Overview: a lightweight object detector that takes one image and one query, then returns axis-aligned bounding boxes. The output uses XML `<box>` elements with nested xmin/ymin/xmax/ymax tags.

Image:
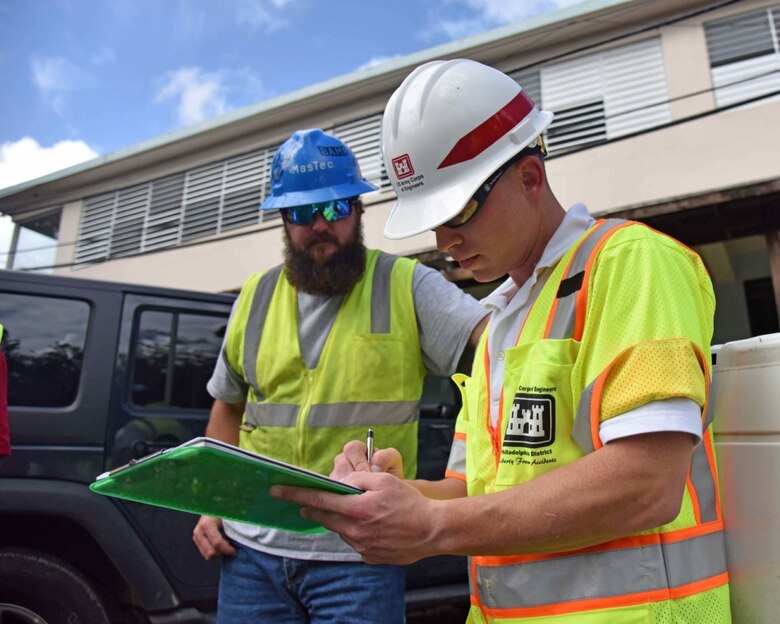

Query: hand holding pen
<box><xmin>329</xmin><ymin>430</ymin><xmax>405</xmax><ymax>480</ymax></box>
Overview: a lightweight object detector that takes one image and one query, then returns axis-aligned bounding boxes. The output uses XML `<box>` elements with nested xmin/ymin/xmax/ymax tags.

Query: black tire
<box><xmin>0</xmin><ymin>602</ymin><xmax>46</xmax><ymax>624</ymax></box>
<box><xmin>0</xmin><ymin>548</ymin><xmax>110</xmax><ymax>624</ymax></box>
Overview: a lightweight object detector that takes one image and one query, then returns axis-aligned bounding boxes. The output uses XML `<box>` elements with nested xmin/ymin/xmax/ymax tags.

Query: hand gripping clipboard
<box><xmin>89</xmin><ymin>437</ymin><xmax>362</xmax><ymax>534</ymax></box>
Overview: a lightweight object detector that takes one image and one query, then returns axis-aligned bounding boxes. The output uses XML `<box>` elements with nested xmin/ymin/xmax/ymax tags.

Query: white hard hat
<box><xmin>381</xmin><ymin>59</ymin><xmax>554</xmax><ymax>239</ymax></box>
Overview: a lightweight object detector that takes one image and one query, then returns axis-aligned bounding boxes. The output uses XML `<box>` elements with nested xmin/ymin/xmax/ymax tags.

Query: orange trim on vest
<box><xmin>478</xmin><ymin>571</ymin><xmax>729</xmax><ymax>620</ymax></box>
<box><xmin>670</xmin><ymin>571</ymin><xmax>729</xmax><ymax>600</ymax></box>
<box><xmin>542</xmin><ymin>219</ymin><xmax>606</xmax><ymax>339</ymax></box>
<box><xmin>483</xmin><ymin>342</ymin><xmax>502</xmax><ymax>467</ymax></box>
<box><xmin>472</xmin><ymin>520</ymin><xmax>725</xmax><ymax>566</ymax></box>
<box><xmin>445</xmin><ymin>469</ymin><xmax>467</xmax><ymax>481</ymax></box>
<box><xmin>687</xmin><ymin>474</ymin><xmax>703</xmax><ymax>525</ymax></box>
<box><xmin>573</xmin><ymin>221</ymin><xmax>633</xmax><ymax>341</ymax></box>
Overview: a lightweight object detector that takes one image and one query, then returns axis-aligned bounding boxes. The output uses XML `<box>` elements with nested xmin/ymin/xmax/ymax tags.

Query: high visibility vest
<box><xmin>225</xmin><ymin>249</ymin><xmax>426</xmax><ymax>478</ymax></box>
<box><xmin>450</xmin><ymin>220</ymin><xmax>731</xmax><ymax>623</ymax></box>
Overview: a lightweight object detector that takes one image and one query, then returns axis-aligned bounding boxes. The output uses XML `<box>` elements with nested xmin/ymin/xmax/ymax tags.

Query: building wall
<box><xmin>64</xmin><ymin>93</ymin><xmax>780</xmax><ymax>293</ymax></box>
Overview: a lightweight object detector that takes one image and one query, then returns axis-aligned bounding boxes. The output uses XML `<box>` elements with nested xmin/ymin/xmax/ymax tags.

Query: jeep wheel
<box><xmin>0</xmin><ymin>549</ymin><xmax>110</xmax><ymax>624</ymax></box>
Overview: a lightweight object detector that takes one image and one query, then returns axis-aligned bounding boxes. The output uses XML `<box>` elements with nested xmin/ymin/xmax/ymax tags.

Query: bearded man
<box><xmin>192</xmin><ymin>128</ymin><xmax>488</xmax><ymax>623</ymax></box>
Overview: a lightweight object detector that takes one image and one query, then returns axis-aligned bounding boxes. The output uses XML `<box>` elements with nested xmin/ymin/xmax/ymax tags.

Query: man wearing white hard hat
<box><xmin>192</xmin><ymin>128</ymin><xmax>488</xmax><ymax>622</ymax></box>
<box><xmin>274</xmin><ymin>60</ymin><xmax>732</xmax><ymax>623</ymax></box>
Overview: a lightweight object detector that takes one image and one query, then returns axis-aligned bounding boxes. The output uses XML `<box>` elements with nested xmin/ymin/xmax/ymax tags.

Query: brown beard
<box><xmin>283</xmin><ymin>221</ymin><xmax>367</xmax><ymax>296</ymax></box>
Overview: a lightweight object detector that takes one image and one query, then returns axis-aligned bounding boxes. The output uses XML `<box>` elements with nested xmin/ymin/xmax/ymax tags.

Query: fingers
<box><xmin>331</xmin><ymin>439</ymin><xmax>371</xmax><ymax>479</ymax></box>
<box><xmin>370</xmin><ymin>448</ymin><xmax>404</xmax><ymax>478</ymax></box>
<box><xmin>192</xmin><ymin>515</ymin><xmax>237</xmax><ymax>560</ymax></box>
<box><xmin>331</xmin><ymin>441</ymin><xmax>406</xmax><ymax>480</ymax></box>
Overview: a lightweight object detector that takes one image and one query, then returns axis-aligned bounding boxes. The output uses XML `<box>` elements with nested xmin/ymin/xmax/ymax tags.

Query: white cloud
<box><xmin>0</xmin><ymin>137</ymin><xmax>98</xmax><ymax>190</ymax></box>
<box><xmin>31</xmin><ymin>56</ymin><xmax>95</xmax><ymax>115</ymax></box>
<box><xmin>156</xmin><ymin>67</ymin><xmax>229</xmax><ymax>126</ymax></box>
<box><xmin>432</xmin><ymin>18</ymin><xmax>483</xmax><ymax>40</ymax></box>
<box><xmin>422</xmin><ymin>0</ymin><xmax>588</xmax><ymax>40</ymax></box>
<box><xmin>234</xmin><ymin>0</ymin><xmax>294</xmax><ymax>32</ymax></box>
<box><xmin>356</xmin><ymin>55</ymin><xmax>402</xmax><ymax>72</ymax></box>
<box><xmin>461</xmin><ymin>0</ymin><xmax>586</xmax><ymax>23</ymax></box>
<box><xmin>155</xmin><ymin>66</ymin><xmax>265</xmax><ymax>127</ymax></box>
<box><xmin>31</xmin><ymin>56</ymin><xmax>94</xmax><ymax>92</ymax></box>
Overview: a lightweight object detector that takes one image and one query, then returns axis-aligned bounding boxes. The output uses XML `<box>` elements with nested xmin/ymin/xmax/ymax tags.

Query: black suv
<box><xmin>0</xmin><ymin>270</ymin><xmax>468</xmax><ymax>623</ymax></box>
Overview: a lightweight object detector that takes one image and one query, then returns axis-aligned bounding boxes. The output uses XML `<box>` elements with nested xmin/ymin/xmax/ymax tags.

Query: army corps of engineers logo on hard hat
<box><xmin>391</xmin><ymin>154</ymin><xmax>414</xmax><ymax>180</ymax></box>
<box><xmin>390</xmin><ymin>154</ymin><xmax>425</xmax><ymax>195</ymax></box>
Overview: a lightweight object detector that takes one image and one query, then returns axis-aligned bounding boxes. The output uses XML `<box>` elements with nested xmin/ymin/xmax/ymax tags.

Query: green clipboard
<box><xmin>89</xmin><ymin>437</ymin><xmax>362</xmax><ymax>533</ymax></box>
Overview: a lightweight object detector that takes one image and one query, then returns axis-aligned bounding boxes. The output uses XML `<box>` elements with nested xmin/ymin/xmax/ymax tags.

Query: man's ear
<box><xmin>517</xmin><ymin>156</ymin><xmax>545</xmax><ymax>197</ymax></box>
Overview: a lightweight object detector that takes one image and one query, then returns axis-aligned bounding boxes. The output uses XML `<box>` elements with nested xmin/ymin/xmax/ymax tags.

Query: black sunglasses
<box><xmin>441</xmin><ymin>139</ymin><xmax>546</xmax><ymax>229</ymax></box>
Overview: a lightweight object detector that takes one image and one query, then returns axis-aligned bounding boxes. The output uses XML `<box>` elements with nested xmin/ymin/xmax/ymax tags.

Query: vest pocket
<box><xmin>495</xmin><ymin>339</ymin><xmax>581</xmax><ymax>488</ymax></box>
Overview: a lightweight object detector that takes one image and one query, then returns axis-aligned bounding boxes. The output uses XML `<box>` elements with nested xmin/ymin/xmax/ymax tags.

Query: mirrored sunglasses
<box><xmin>281</xmin><ymin>199</ymin><xmax>355</xmax><ymax>226</ymax></box>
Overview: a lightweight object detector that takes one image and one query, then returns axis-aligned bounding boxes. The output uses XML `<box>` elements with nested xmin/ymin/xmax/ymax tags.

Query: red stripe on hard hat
<box><xmin>437</xmin><ymin>91</ymin><xmax>535</xmax><ymax>169</ymax></box>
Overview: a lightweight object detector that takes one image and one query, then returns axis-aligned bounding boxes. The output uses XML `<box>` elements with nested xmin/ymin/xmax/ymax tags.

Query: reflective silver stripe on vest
<box><xmin>243</xmin><ymin>265</ymin><xmax>283</xmax><ymax>398</ymax></box>
<box><xmin>546</xmin><ymin>219</ymin><xmax>627</xmax><ymax>340</ymax></box>
<box><xmin>572</xmin><ymin>380</ymin><xmax>596</xmax><ymax>453</ymax></box>
<box><xmin>371</xmin><ymin>252</ymin><xmax>395</xmax><ymax>334</ymax></box>
<box><xmin>447</xmin><ymin>436</ymin><xmax>467</xmax><ymax>475</ymax></box>
<box><xmin>473</xmin><ymin>529</ymin><xmax>727</xmax><ymax>609</ymax></box>
<box><xmin>690</xmin><ymin>441</ymin><xmax>718</xmax><ymax>522</ymax></box>
<box><xmin>307</xmin><ymin>401</ymin><xmax>419</xmax><ymax>427</ymax></box>
<box><xmin>703</xmin><ymin>390</ymin><xmax>715</xmax><ymax>430</ymax></box>
<box><xmin>245</xmin><ymin>402</ymin><xmax>299</xmax><ymax>427</ymax></box>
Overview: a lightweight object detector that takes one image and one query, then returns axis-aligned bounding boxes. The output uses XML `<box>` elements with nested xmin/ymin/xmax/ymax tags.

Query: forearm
<box><xmin>429</xmin><ymin>431</ymin><xmax>694</xmax><ymax>557</ymax></box>
<box><xmin>409</xmin><ymin>476</ymin><xmax>467</xmax><ymax>500</ymax></box>
<box><xmin>205</xmin><ymin>399</ymin><xmax>245</xmax><ymax>445</ymax></box>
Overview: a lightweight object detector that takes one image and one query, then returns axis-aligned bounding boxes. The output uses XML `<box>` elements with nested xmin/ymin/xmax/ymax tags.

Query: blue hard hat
<box><xmin>260</xmin><ymin>129</ymin><xmax>378</xmax><ymax>210</ymax></box>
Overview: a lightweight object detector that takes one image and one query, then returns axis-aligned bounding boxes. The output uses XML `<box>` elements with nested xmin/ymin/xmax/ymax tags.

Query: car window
<box><xmin>130</xmin><ymin>309</ymin><xmax>225</xmax><ymax>410</ymax></box>
<box><xmin>0</xmin><ymin>292</ymin><xmax>90</xmax><ymax>407</ymax></box>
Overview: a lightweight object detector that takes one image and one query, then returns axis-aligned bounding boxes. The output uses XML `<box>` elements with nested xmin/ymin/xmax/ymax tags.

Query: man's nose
<box><xmin>434</xmin><ymin>226</ymin><xmax>460</xmax><ymax>254</ymax></box>
<box><xmin>310</xmin><ymin>211</ymin><xmax>330</xmax><ymax>231</ymax></box>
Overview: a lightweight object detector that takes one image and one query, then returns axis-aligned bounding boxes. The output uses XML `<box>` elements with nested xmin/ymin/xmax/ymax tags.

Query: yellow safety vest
<box><xmin>225</xmin><ymin>249</ymin><xmax>426</xmax><ymax>478</ymax></box>
<box><xmin>450</xmin><ymin>220</ymin><xmax>731</xmax><ymax>623</ymax></box>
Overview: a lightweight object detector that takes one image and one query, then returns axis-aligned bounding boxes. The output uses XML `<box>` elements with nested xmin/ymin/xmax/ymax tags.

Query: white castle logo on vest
<box><xmin>504</xmin><ymin>392</ymin><xmax>555</xmax><ymax>447</ymax></box>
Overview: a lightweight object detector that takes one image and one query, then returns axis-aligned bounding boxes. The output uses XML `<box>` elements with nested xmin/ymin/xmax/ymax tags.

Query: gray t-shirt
<box><xmin>207</xmin><ymin>261</ymin><xmax>486</xmax><ymax>561</ymax></box>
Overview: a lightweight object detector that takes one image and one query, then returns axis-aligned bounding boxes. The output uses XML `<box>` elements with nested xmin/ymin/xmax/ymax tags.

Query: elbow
<box><xmin>637</xmin><ymin>483</ymin><xmax>686</xmax><ymax>531</ymax></box>
<box><xmin>654</xmin><ymin>492</ymin><xmax>685</xmax><ymax>527</ymax></box>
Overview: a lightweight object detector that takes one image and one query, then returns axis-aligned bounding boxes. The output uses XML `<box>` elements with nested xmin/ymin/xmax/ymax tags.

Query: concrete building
<box><xmin>1</xmin><ymin>0</ymin><xmax>779</xmax><ymax>344</ymax></box>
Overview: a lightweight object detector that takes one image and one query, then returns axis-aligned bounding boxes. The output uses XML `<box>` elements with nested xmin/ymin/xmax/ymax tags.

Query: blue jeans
<box><xmin>217</xmin><ymin>542</ymin><xmax>406</xmax><ymax>623</ymax></box>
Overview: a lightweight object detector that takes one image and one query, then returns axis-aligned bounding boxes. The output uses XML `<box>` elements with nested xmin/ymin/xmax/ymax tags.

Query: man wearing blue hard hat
<box><xmin>193</xmin><ymin>128</ymin><xmax>488</xmax><ymax>622</ymax></box>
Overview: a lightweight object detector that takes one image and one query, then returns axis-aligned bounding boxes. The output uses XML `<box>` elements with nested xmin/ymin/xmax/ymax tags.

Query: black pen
<box><xmin>366</xmin><ymin>428</ymin><xmax>374</xmax><ymax>464</ymax></box>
